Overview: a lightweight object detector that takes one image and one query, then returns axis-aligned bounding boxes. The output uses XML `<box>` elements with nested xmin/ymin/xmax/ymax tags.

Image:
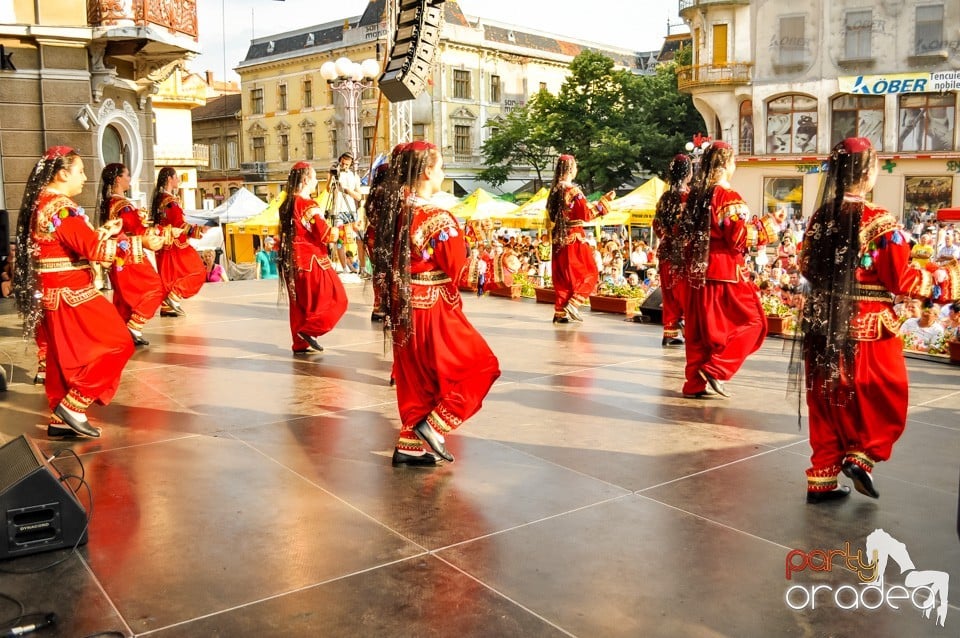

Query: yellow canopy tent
<box><xmin>453</xmin><ymin>188</ymin><xmax>519</xmax><ymax>221</ymax></box>
<box><xmin>607</xmin><ymin>177</ymin><xmax>667</xmax><ymax>227</ymax></box>
<box><xmin>224</xmin><ymin>190</ymin><xmax>333</xmax><ymax>261</ymax></box>
<box><xmin>496</xmin><ymin>187</ymin><xmax>550</xmax><ymax>229</ymax></box>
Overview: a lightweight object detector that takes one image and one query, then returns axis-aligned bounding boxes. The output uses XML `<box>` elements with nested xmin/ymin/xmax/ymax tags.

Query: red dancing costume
<box><xmin>802</xmin><ymin>199</ymin><xmax>960</xmax><ymax>493</ymax></box>
<box><xmin>551</xmin><ymin>184</ymin><xmax>605</xmax><ymax>318</ymax></box>
<box><xmin>154</xmin><ymin>192</ymin><xmax>205</xmax><ymax>304</ymax></box>
<box><xmin>104</xmin><ymin>194</ymin><xmax>164</xmax><ymax>332</ymax></box>
<box><xmin>393</xmin><ymin>201</ymin><xmax>515</xmax><ymax>455</ymax></box>
<box><xmin>653</xmin><ymin>191</ymin><xmax>688</xmax><ymax>342</ymax></box>
<box><xmin>683</xmin><ymin>186</ymin><xmax>780</xmax><ymax>395</ymax></box>
<box><xmin>32</xmin><ymin>190</ymin><xmax>138</xmax><ymax>420</ymax></box>
<box><xmin>287</xmin><ymin>195</ymin><xmax>348</xmax><ymax>351</ymax></box>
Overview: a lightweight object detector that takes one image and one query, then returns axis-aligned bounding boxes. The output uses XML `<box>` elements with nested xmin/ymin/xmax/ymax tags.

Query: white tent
<box><xmin>186</xmin><ymin>187</ymin><xmax>267</xmax><ymax>224</ymax></box>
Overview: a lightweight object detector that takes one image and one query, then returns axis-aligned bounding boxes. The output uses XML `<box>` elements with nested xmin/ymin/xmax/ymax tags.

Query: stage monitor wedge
<box><xmin>379</xmin><ymin>0</ymin><xmax>445</xmax><ymax>103</ymax></box>
<box><xmin>0</xmin><ymin>435</ymin><xmax>88</xmax><ymax>560</ymax></box>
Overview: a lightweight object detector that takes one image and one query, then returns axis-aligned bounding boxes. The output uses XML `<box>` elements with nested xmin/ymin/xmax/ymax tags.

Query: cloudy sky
<box><xmin>191</xmin><ymin>0</ymin><xmax>685</xmax><ymax>82</ymax></box>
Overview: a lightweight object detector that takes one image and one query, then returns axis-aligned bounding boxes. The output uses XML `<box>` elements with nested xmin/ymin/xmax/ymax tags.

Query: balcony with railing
<box><xmin>679</xmin><ymin>0</ymin><xmax>750</xmax><ymax>18</ymax></box>
<box><xmin>88</xmin><ymin>0</ymin><xmax>199</xmax><ymax>46</ymax></box>
<box><xmin>155</xmin><ymin>143</ymin><xmax>209</xmax><ymax>167</ymax></box>
<box><xmin>676</xmin><ymin>62</ymin><xmax>753</xmax><ymax>91</ymax></box>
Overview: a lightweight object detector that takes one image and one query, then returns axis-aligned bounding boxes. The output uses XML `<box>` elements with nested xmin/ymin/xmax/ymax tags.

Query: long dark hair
<box><xmin>150</xmin><ymin>166</ymin><xmax>177</xmax><ymax>225</ymax></box>
<box><xmin>798</xmin><ymin>138</ymin><xmax>877</xmax><ymax>399</ymax></box>
<box><xmin>14</xmin><ymin>148</ymin><xmax>81</xmax><ymax>338</ymax></box>
<box><xmin>98</xmin><ymin>162</ymin><xmax>127</xmax><ymax>226</ymax></box>
<box><xmin>682</xmin><ymin>142</ymin><xmax>735</xmax><ymax>287</ymax></box>
<box><xmin>653</xmin><ymin>154</ymin><xmax>692</xmax><ymax>270</ymax></box>
<box><xmin>546</xmin><ymin>155</ymin><xmax>576</xmax><ymax>245</ymax></box>
<box><xmin>276</xmin><ymin>165</ymin><xmax>312</xmax><ymax>300</ymax></box>
<box><xmin>371</xmin><ymin>141</ymin><xmax>440</xmax><ymax>344</ymax></box>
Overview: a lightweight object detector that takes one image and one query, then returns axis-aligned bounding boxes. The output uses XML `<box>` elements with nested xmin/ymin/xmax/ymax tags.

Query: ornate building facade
<box><xmin>679</xmin><ymin>0</ymin><xmax>960</xmax><ymax>219</ymax></box>
<box><xmin>0</xmin><ymin>0</ymin><xmax>199</xmax><ymax>231</ymax></box>
<box><xmin>234</xmin><ymin>0</ymin><xmax>656</xmax><ymax>200</ymax></box>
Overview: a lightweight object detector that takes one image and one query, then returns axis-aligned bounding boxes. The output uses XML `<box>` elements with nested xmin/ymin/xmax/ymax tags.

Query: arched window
<box><xmin>101</xmin><ymin>124</ymin><xmax>127</xmax><ymax>166</ymax></box>
<box><xmin>831</xmin><ymin>95</ymin><xmax>884</xmax><ymax>150</ymax></box>
<box><xmin>898</xmin><ymin>93</ymin><xmax>955</xmax><ymax>152</ymax></box>
<box><xmin>766</xmin><ymin>94</ymin><xmax>817</xmax><ymax>154</ymax></box>
<box><xmin>739</xmin><ymin>101</ymin><xmax>754</xmax><ymax>155</ymax></box>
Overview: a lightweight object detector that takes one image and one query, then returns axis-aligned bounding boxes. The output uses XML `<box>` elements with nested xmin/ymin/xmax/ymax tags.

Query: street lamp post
<box><xmin>685</xmin><ymin>135</ymin><xmax>712</xmax><ymax>176</ymax></box>
<box><xmin>320</xmin><ymin>57</ymin><xmax>381</xmax><ymax>162</ymax></box>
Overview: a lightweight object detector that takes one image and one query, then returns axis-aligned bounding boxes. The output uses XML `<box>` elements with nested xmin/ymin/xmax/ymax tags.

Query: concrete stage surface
<box><xmin>0</xmin><ymin>279</ymin><xmax>957</xmax><ymax>637</ymax></box>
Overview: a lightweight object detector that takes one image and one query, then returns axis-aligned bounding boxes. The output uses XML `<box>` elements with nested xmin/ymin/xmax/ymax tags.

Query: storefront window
<box><xmin>766</xmin><ymin>94</ymin><xmax>817</xmax><ymax>154</ymax></box>
<box><xmin>898</xmin><ymin>93</ymin><xmax>955</xmax><ymax>151</ymax></box>
<box><xmin>830</xmin><ymin>95</ymin><xmax>884</xmax><ymax>150</ymax></box>
<box><xmin>763</xmin><ymin>177</ymin><xmax>803</xmax><ymax>219</ymax></box>
<box><xmin>903</xmin><ymin>176</ymin><xmax>953</xmax><ymax>220</ymax></box>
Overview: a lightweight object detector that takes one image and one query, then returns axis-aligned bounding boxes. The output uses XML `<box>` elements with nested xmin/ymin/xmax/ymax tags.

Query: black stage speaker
<box><xmin>0</xmin><ymin>435</ymin><xmax>88</xmax><ymax>559</ymax></box>
<box><xmin>378</xmin><ymin>0</ymin><xmax>445</xmax><ymax>102</ymax></box>
<box><xmin>638</xmin><ymin>286</ymin><xmax>663</xmax><ymax>323</ymax></box>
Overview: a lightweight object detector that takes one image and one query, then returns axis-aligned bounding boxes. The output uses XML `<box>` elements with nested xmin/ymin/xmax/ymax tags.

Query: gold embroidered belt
<box><xmin>34</xmin><ymin>258</ymin><xmax>91</xmax><ymax>273</ymax></box>
<box><xmin>566</xmin><ymin>220</ymin><xmax>584</xmax><ymax>227</ymax></box>
<box><xmin>847</xmin><ymin>284</ymin><xmax>893</xmax><ymax>302</ymax></box>
<box><xmin>410</xmin><ymin>270</ymin><xmax>452</xmax><ymax>285</ymax></box>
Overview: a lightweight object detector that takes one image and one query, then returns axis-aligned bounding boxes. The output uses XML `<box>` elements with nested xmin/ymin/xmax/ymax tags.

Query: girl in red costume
<box><xmin>546</xmin><ymin>154</ymin><xmax>614</xmax><ymax>324</ymax></box>
<box><xmin>799</xmin><ymin>137</ymin><xmax>959</xmax><ymax>503</ymax></box>
<box><xmin>652</xmin><ymin>154</ymin><xmax>692</xmax><ymax>346</ymax></box>
<box><xmin>681</xmin><ymin>142</ymin><xmax>784</xmax><ymax>398</ymax></box>
<box><xmin>372</xmin><ymin>142</ymin><xmax>518</xmax><ymax>466</ymax></box>
<box><xmin>150</xmin><ymin>167</ymin><xmax>205</xmax><ymax>317</ymax></box>
<box><xmin>364</xmin><ymin>161</ymin><xmax>391</xmax><ymax>323</ymax></box>
<box><xmin>98</xmin><ymin>163</ymin><xmax>164</xmax><ymax>346</ymax></box>
<box><xmin>13</xmin><ymin>147</ymin><xmax>156</xmax><ymax>437</ymax></box>
<box><xmin>277</xmin><ymin>161</ymin><xmax>348</xmax><ymax>353</ymax></box>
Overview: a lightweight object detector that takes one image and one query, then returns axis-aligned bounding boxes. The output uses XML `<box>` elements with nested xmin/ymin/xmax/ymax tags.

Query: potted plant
<box><xmin>761</xmin><ymin>294</ymin><xmax>792</xmax><ymax>335</ymax></box>
<box><xmin>588</xmin><ymin>282</ymin><xmax>645</xmax><ymax>315</ymax></box>
<box><xmin>488</xmin><ymin>271</ymin><xmax>525</xmax><ymax>299</ymax></box>
<box><xmin>533</xmin><ymin>275</ymin><xmax>555</xmax><ymax>304</ymax></box>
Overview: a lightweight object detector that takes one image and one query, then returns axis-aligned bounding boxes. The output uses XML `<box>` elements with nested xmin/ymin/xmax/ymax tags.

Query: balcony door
<box><xmin>712</xmin><ymin>24</ymin><xmax>728</xmax><ymax>66</ymax></box>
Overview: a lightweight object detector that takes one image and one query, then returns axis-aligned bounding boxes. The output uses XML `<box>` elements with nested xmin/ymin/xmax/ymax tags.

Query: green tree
<box><xmin>628</xmin><ymin>53</ymin><xmax>705</xmax><ymax>179</ymax></box>
<box><xmin>544</xmin><ymin>51</ymin><xmax>637</xmax><ymax>193</ymax></box>
<box><xmin>478</xmin><ymin>92</ymin><xmax>554</xmax><ymax>191</ymax></box>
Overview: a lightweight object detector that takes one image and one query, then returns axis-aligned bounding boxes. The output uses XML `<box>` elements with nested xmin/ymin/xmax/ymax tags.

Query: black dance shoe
<box><xmin>682</xmin><ymin>391</ymin><xmax>709</xmax><ymax>399</ymax></box>
<box><xmin>53</xmin><ymin>405</ymin><xmax>101</xmax><ymax>438</ymax></box>
<box><xmin>33</xmin><ymin>372</ymin><xmax>46</xmax><ymax>385</ymax></box>
<box><xmin>129</xmin><ymin>329</ymin><xmax>150</xmax><ymax>347</ymax></box>
<box><xmin>297</xmin><ymin>332</ymin><xmax>324</xmax><ymax>352</ymax></box>
<box><xmin>842</xmin><ymin>461</ymin><xmax>879</xmax><ymax>498</ymax></box>
<box><xmin>661</xmin><ymin>337</ymin><xmax>685</xmax><ymax>347</ymax></box>
<box><xmin>806</xmin><ymin>486</ymin><xmax>851</xmax><ymax>504</ymax></box>
<box><xmin>391</xmin><ymin>449</ymin><xmax>440</xmax><ymax>467</ymax></box>
<box><xmin>552</xmin><ymin>315</ymin><xmax>570</xmax><ymax>324</ymax></box>
<box><xmin>413</xmin><ymin>420</ymin><xmax>454</xmax><ymax>462</ymax></box>
<box><xmin>47</xmin><ymin>423</ymin><xmax>82</xmax><ymax>438</ymax></box>
<box><xmin>699</xmin><ymin>370</ymin><xmax>730</xmax><ymax>397</ymax></box>
<box><xmin>371</xmin><ymin>311</ymin><xmax>386</xmax><ymax>322</ymax></box>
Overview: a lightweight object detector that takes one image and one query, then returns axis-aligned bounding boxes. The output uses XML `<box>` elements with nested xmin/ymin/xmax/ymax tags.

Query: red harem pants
<box><xmin>288</xmin><ymin>263</ymin><xmax>348</xmax><ymax>350</ymax></box>
<box><xmin>683</xmin><ymin>278</ymin><xmax>766</xmax><ymax>394</ymax></box>
<box><xmin>157</xmin><ymin>244</ymin><xmax>205</xmax><ymax>300</ymax></box>
<box><xmin>552</xmin><ymin>241</ymin><xmax>598</xmax><ymax>313</ymax></box>
<box><xmin>109</xmin><ymin>261</ymin><xmax>164</xmax><ymax>329</ymax></box>
<box><xmin>393</xmin><ymin>291</ymin><xmax>501</xmax><ymax>452</ymax></box>
<box><xmin>805</xmin><ymin>336</ymin><xmax>907</xmax><ymax>470</ymax></box>
<box><xmin>43</xmin><ymin>294</ymin><xmax>134</xmax><ymax>412</ymax></box>
<box><xmin>660</xmin><ymin>265</ymin><xmax>686</xmax><ymax>337</ymax></box>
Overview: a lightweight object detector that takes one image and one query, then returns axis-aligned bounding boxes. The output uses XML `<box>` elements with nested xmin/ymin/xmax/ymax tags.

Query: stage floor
<box><xmin>0</xmin><ymin>279</ymin><xmax>957</xmax><ymax>637</ymax></box>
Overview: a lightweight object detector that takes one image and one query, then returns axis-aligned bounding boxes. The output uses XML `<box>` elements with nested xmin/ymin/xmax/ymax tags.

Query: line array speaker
<box><xmin>0</xmin><ymin>435</ymin><xmax>88</xmax><ymax>560</ymax></box>
<box><xmin>378</xmin><ymin>0</ymin><xmax>445</xmax><ymax>103</ymax></box>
